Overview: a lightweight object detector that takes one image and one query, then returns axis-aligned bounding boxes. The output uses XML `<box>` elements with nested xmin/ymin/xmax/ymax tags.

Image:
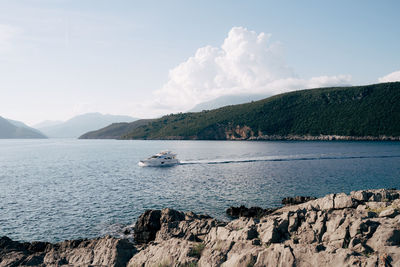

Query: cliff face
<box><xmin>193</xmin><ymin>123</ymin><xmax>400</xmax><ymax>141</ymax></box>
<box><xmin>224</xmin><ymin>125</ymin><xmax>255</xmax><ymax>140</ymax></box>
<box><xmin>223</xmin><ymin>125</ymin><xmax>400</xmax><ymax>141</ymax></box>
<box><xmin>1</xmin><ymin>189</ymin><xmax>400</xmax><ymax>266</ymax></box>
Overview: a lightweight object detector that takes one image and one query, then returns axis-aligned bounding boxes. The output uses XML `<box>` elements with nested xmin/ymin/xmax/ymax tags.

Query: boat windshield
<box><xmin>148</xmin><ymin>152</ymin><xmax>176</xmax><ymax>159</ymax></box>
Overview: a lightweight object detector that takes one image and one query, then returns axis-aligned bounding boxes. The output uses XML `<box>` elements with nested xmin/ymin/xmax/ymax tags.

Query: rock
<box><xmin>309</xmin><ymin>194</ymin><xmax>335</xmax><ymax>211</ymax></box>
<box><xmin>351</xmin><ymin>188</ymin><xmax>400</xmax><ymax>203</ymax></box>
<box><xmin>255</xmin><ymin>244</ymin><xmax>296</xmax><ymax>267</ymax></box>
<box><xmin>156</xmin><ymin>209</ymin><xmax>222</xmax><ymax>242</ymax></box>
<box><xmin>133</xmin><ymin>208</ymin><xmax>223</xmax><ymax>245</ymax></box>
<box><xmin>315</xmin><ymin>244</ymin><xmax>326</xmax><ymax>252</ymax></box>
<box><xmin>226</xmin><ymin>205</ymin><xmax>276</xmax><ymax>218</ymax></box>
<box><xmin>226</xmin><ymin>217</ymin><xmax>257</xmax><ymax>231</ymax></box>
<box><xmin>127</xmin><ymin>238</ymin><xmax>199</xmax><ymax>267</ymax></box>
<box><xmin>321</xmin><ymin>210</ymin><xmax>352</xmax><ymax>248</ymax></box>
<box><xmin>282</xmin><ymin>196</ymin><xmax>316</xmax><ymax>206</ymax></box>
<box><xmin>205</xmin><ymin>219</ymin><xmax>258</xmax><ymax>244</ymax></box>
<box><xmin>366</xmin><ymin>219</ymin><xmax>400</xmax><ymax>250</ymax></box>
<box><xmin>0</xmin><ymin>236</ymin><xmax>136</xmax><ymax>267</ymax></box>
<box><xmin>333</xmin><ymin>193</ymin><xmax>357</xmax><ymax>209</ymax></box>
<box><xmin>379</xmin><ymin>207</ymin><xmax>399</xmax><ymax>218</ymax></box>
<box><xmin>246</xmin><ymin>227</ymin><xmax>259</xmax><ymax>240</ymax></box>
<box><xmin>133</xmin><ymin>209</ymin><xmax>162</xmax><ymax>244</ymax></box>
<box><xmin>44</xmin><ymin>236</ymin><xmax>136</xmax><ymax>267</ymax></box>
<box><xmin>366</xmin><ymin>201</ymin><xmax>390</xmax><ymax>210</ymax></box>
<box><xmin>220</xmin><ymin>242</ymin><xmax>263</xmax><ymax>267</ymax></box>
<box><xmin>160</xmin><ymin>208</ymin><xmax>185</xmax><ymax>223</ymax></box>
<box><xmin>258</xmin><ymin>214</ymin><xmax>288</xmax><ymax>244</ymax></box>
<box><xmin>350</xmin><ymin>190</ymin><xmax>369</xmax><ymax>202</ymax></box>
<box><xmin>3</xmin><ymin>188</ymin><xmax>400</xmax><ymax>267</ymax></box>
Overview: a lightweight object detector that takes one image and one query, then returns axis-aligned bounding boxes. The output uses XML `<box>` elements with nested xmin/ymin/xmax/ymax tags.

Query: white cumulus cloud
<box><xmin>152</xmin><ymin>27</ymin><xmax>352</xmax><ymax>113</ymax></box>
<box><xmin>378</xmin><ymin>70</ymin><xmax>400</xmax><ymax>83</ymax></box>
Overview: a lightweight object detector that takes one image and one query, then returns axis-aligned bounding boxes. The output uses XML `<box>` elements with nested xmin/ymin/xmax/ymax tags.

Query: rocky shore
<box><xmin>1</xmin><ymin>189</ymin><xmax>400</xmax><ymax>266</ymax></box>
<box><xmin>247</xmin><ymin>134</ymin><xmax>400</xmax><ymax>141</ymax></box>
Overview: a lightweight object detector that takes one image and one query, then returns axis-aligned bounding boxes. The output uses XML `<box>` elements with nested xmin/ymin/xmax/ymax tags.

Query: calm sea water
<box><xmin>1</xmin><ymin>139</ymin><xmax>400</xmax><ymax>242</ymax></box>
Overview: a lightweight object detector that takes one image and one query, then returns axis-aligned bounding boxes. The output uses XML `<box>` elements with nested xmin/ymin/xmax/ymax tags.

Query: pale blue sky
<box><xmin>1</xmin><ymin>0</ymin><xmax>399</xmax><ymax>125</ymax></box>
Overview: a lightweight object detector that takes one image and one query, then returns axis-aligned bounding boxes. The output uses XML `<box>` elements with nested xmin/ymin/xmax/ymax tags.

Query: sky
<box><xmin>1</xmin><ymin>0</ymin><xmax>400</xmax><ymax>125</ymax></box>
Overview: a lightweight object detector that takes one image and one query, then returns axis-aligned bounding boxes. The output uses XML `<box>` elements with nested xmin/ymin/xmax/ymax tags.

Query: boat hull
<box><xmin>138</xmin><ymin>159</ymin><xmax>180</xmax><ymax>167</ymax></box>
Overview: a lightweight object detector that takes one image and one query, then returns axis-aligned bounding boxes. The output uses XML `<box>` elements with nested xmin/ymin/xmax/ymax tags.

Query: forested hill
<box><xmin>79</xmin><ymin>119</ymin><xmax>153</xmax><ymax>139</ymax></box>
<box><xmin>80</xmin><ymin>82</ymin><xmax>400</xmax><ymax>140</ymax></box>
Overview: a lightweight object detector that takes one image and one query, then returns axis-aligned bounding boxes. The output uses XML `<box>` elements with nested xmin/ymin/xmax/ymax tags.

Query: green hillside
<box><xmin>80</xmin><ymin>119</ymin><xmax>153</xmax><ymax>139</ymax></box>
<box><xmin>80</xmin><ymin>82</ymin><xmax>400</xmax><ymax>140</ymax></box>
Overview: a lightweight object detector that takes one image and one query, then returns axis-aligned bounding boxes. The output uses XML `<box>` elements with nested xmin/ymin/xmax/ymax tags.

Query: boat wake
<box><xmin>179</xmin><ymin>154</ymin><xmax>400</xmax><ymax>165</ymax></box>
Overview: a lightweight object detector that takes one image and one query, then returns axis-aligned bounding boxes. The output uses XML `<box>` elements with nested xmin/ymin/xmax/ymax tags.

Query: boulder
<box><xmin>156</xmin><ymin>211</ymin><xmax>220</xmax><ymax>242</ymax></box>
<box><xmin>255</xmin><ymin>244</ymin><xmax>296</xmax><ymax>267</ymax></box>
<box><xmin>366</xmin><ymin>219</ymin><xmax>400</xmax><ymax>250</ymax></box>
<box><xmin>43</xmin><ymin>236</ymin><xmax>136</xmax><ymax>267</ymax></box>
<box><xmin>127</xmin><ymin>238</ymin><xmax>199</xmax><ymax>267</ymax></box>
<box><xmin>379</xmin><ymin>207</ymin><xmax>399</xmax><ymax>218</ymax></box>
<box><xmin>226</xmin><ymin>205</ymin><xmax>276</xmax><ymax>218</ymax></box>
<box><xmin>221</xmin><ymin>242</ymin><xmax>263</xmax><ymax>267</ymax></box>
<box><xmin>258</xmin><ymin>214</ymin><xmax>288</xmax><ymax>244</ymax></box>
<box><xmin>333</xmin><ymin>193</ymin><xmax>357</xmax><ymax>209</ymax></box>
<box><xmin>0</xmin><ymin>236</ymin><xmax>135</xmax><ymax>267</ymax></box>
<box><xmin>133</xmin><ymin>208</ymin><xmax>222</xmax><ymax>244</ymax></box>
<box><xmin>133</xmin><ymin>210</ymin><xmax>162</xmax><ymax>244</ymax></box>
<box><xmin>308</xmin><ymin>194</ymin><xmax>335</xmax><ymax>211</ymax></box>
<box><xmin>198</xmin><ymin>239</ymin><xmax>235</xmax><ymax>267</ymax></box>
<box><xmin>282</xmin><ymin>196</ymin><xmax>316</xmax><ymax>206</ymax></box>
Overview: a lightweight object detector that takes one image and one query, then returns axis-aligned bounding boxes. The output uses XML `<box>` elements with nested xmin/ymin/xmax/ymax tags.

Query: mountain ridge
<box><xmin>39</xmin><ymin>112</ymin><xmax>138</xmax><ymax>138</ymax></box>
<box><xmin>6</xmin><ymin>118</ymin><xmax>47</xmax><ymax>137</ymax></box>
<box><xmin>79</xmin><ymin>119</ymin><xmax>153</xmax><ymax>139</ymax></box>
<box><xmin>0</xmin><ymin>117</ymin><xmax>47</xmax><ymax>139</ymax></box>
<box><xmin>188</xmin><ymin>93</ymin><xmax>270</xmax><ymax>112</ymax></box>
<box><xmin>33</xmin><ymin>120</ymin><xmax>63</xmax><ymax>129</ymax></box>
<box><xmin>80</xmin><ymin>82</ymin><xmax>400</xmax><ymax>140</ymax></box>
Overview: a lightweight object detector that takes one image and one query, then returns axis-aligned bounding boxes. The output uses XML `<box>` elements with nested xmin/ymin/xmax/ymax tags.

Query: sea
<box><xmin>1</xmin><ymin>139</ymin><xmax>399</xmax><ymax>242</ymax></box>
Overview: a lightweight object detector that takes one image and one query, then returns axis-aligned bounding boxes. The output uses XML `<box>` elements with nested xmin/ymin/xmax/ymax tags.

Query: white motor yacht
<box><xmin>138</xmin><ymin>151</ymin><xmax>180</xmax><ymax>167</ymax></box>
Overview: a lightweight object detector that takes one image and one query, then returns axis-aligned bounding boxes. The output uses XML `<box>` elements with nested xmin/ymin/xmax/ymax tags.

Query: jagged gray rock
<box><xmin>0</xmin><ymin>236</ymin><xmax>135</xmax><ymax>267</ymax></box>
<box><xmin>226</xmin><ymin>205</ymin><xmax>277</xmax><ymax>218</ymax></box>
<box><xmin>129</xmin><ymin>189</ymin><xmax>400</xmax><ymax>266</ymax></box>
<box><xmin>281</xmin><ymin>195</ymin><xmax>316</xmax><ymax>206</ymax></box>
<box><xmin>133</xmin><ymin>209</ymin><xmax>162</xmax><ymax>244</ymax></box>
<box><xmin>2</xmin><ymin>189</ymin><xmax>400</xmax><ymax>267</ymax></box>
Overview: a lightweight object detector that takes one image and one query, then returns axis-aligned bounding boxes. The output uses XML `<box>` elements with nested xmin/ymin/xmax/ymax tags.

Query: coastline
<box><xmin>117</xmin><ymin>134</ymin><xmax>400</xmax><ymax>141</ymax></box>
<box><xmin>248</xmin><ymin>134</ymin><xmax>400</xmax><ymax>141</ymax></box>
<box><xmin>1</xmin><ymin>188</ymin><xmax>400</xmax><ymax>266</ymax></box>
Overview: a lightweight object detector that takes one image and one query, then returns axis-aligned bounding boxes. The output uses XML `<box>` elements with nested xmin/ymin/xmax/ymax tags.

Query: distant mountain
<box><xmin>188</xmin><ymin>94</ymin><xmax>270</xmax><ymax>112</ymax></box>
<box><xmin>6</xmin><ymin>118</ymin><xmax>30</xmax><ymax>128</ymax></box>
<box><xmin>6</xmin><ymin>118</ymin><xmax>47</xmax><ymax>136</ymax></box>
<box><xmin>81</xmin><ymin>82</ymin><xmax>400</xmax><ymax>140</ymax></box>
<box><xmin>0</xmin><ymin>117</ymin><xmax>47</xmax><ymax>139</ymax></box>
<box><xmin>33</xmin><ymin>120</ymin><xmax>63</xmax><ymax>129</ymax></box>
<box><xmin>79</xmin><ymin>119</ymin><xmax>153</xmax><ymax>139</ymax></box>
<box><xmin>38</xmin><ymin>113</ymin><xmax>138</xmax><ymax>138</ymax></box>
